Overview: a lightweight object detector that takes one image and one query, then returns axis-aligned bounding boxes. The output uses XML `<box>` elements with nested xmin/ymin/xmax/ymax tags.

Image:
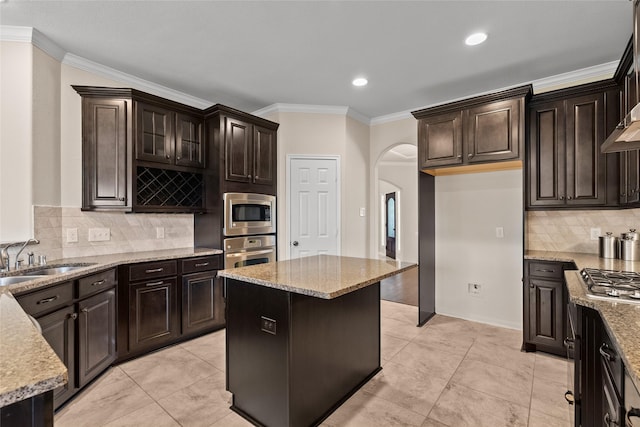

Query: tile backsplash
<box><xmin>526</xmin><ymin>209</ymin><xmax>640</xmax><ymax>254</ymax></box>
<box><xmin>32</xmin><ymin>206</ymin><xmax>194</xmax><ymax>261</ymax></box>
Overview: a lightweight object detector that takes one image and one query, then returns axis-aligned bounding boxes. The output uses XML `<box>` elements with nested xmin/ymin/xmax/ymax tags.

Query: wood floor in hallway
<box><xmin>381</xmin><ymin>265</ymin><xmax>418</xmax><ymax>306</ymax></box>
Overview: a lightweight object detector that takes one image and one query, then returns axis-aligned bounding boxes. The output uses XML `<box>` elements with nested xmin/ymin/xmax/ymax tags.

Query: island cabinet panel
<box><xmin>226</xmin><ymin>279</ymin><xmax>381</xmax><ymax>427</ymax></box>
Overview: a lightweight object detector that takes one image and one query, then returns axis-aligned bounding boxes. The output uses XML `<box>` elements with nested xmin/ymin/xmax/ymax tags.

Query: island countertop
<box><xmin>218</xmin><ymin>255</ymin><xmax>416</xmax><ymax>299</ymax></box>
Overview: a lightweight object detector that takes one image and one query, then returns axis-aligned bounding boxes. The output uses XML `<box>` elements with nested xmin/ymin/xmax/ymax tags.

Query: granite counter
<box><xmin>0</xmin><ymin>247</ymin><xmax>222</xmax><ymax>409</ymax></box>
<box><xmin>525</xmin><ymin>250</ymin><xmax>640</xmax><ymax>391</ymax></box>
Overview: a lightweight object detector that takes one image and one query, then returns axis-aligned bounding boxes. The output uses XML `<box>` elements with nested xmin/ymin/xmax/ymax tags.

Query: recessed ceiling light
<box><xmin>352</xmin><ymin>77</ymin><xmax>368</xmax><ymax>87</ymax></box>
<box><xmin>465</xmin><ymin>32</ymin><xmax>488</xmax><ymax>46</ymax></box>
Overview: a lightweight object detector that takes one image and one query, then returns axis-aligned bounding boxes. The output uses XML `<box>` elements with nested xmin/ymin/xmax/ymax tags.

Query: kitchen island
<box><xmin>218</xmin><ymin>255</ymin><xmax>415</xmax><ymax>427</ymax></box>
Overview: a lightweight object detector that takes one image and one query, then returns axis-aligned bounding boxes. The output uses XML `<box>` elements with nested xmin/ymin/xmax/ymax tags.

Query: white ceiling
<box><xmin>0</xmin><ymin>0</ymin><xmax>632</xmax><ymax>120</ymax></box>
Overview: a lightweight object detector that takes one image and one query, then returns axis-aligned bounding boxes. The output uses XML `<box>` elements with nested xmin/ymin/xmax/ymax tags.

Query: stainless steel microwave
<box><xmin>223</xmin><ymin>193</ymin><xmax>276</xmax><ymax>236</ymax></box>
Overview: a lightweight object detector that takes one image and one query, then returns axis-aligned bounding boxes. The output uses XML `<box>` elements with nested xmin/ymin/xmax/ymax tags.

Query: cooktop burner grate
<box><xmin>581</xmin><ymin>268</ymin><xmax>640</xmax><ymax>304</ymax></box>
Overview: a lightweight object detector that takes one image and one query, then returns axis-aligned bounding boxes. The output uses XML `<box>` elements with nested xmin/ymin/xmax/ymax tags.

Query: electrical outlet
<box><xmin>590</xmin><ymin>227</ymin><xmax>602</xmax><ymax>241</ymax></box>
<box><xmin>495</xmin><ymin>227</ymin><xmax>504</xmax><ymax>238</ymax></box>
<box><xmin>468</xmin><ymin>283</ymin><xmax>481</xmax><ymax>296</ymax></box>
<box><xmin>359</xmin><ymin>207</ymin><xmax>366</xmax><ymax>217</ymax></box>
<box><xmin>66</xmin><ymin>228</ymin><xmax>78</xmax><ymax>243</ymax></box>
<box><xmin>88</xmin><ymin>227</ymin><xmax>110</xmax><ymax>242</ymax></box>
<box><xmin>156</xmin><ymin>227</ymin><xmax>165</xmax><ymax>239</ymax></box>
<box><xmin>260</xmin><ymin>316</ymin><xmax>277</xmax><ymax>335</ymax></box>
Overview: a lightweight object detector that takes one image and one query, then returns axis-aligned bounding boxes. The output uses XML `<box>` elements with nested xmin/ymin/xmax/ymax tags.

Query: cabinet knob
<box><xmin>468</xmin><ymin>153</ymin><xmax>474</xmax><ymax>158</ymax></box>
<box><xmin>622</xmin><ymin>193</ymin><xmax>627</xmax><ymax>197</ymax></box>
<box><xmin>529</xmin><ymin>284</ymin><xmax>534</xmax><ymax>288</ymax></box>
<box><xmin>255</xmin><ymin>175</ymin><xmax>259</xmax><ymax>179</ymax></box>
<box><xmin>70</xmin><ymin>313</ymin><xmax>78</xmax><ymax>320</ymax></box>
<box><xmin>119</xmin><ymin>197</ymin><xmax>125</xmax><ymax>202</ymax></box>
<box><xmin>82</xmin><ymin>308</ymin><xmax>89</xmax><ymax>313</ymax></box>
<box><xmin>457</xmin><ymin>155</ymin><xmax>462</xmax><ymax>159</ymax></box>
<box><xmin>248</xmin><ymin>174</ymin><xmax>252</xmax><ymax>179</ymax></box>
<box><xmin>177</xmin><ymin>156</ymin><xmax>181</xmax><ymax>160</ymax></box>
<box><xmin>560</xmin><ymin>196</ymin><xmax>565</xmax><ymax>200</ymax></box>
<box><xmin>166</xmin><ymin>155</ymin><xmax>170</xmax><ymax>159</ymax></box>
<box><xmin>567</xmin><ymin>196</ymin><xmax>573</xmax><ymax>200</ymax></box>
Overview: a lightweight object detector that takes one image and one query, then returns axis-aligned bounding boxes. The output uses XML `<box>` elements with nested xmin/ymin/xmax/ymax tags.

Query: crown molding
<box><xmin>62</xmin><ymin>53</ymin><xmax>212</xmax><ymax>109</ymax></box>
<box><xmin>531</xmin><ymin>60</ymin><xmax>619</xmax><ymax>93</ymax></box>
<box><xmin>0</xmin><ymin>26</ymin><xmax>66</xmax><ymax>61</ymax></box>
<box><xmin>253</xmin><ymin>103</ymin><xmax>370</xmax><ymax>125</ymax></box>
<box><xmin>370</xmin><ymin>110</ymin><xmax>414</xmax><ymax>125</ymax></box>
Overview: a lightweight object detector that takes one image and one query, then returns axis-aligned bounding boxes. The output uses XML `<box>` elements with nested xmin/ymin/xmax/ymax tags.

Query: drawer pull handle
<box><xmin>145</xmin><ymin>281</ymin><xmax>164</xmax><ymax>287</ymax></box>
<box><xmin>599</xmin><ymin>342</ymin><xmax>614</xmax><ymax>362</ymax></box>
<box><xmin>535</xmin><ymin>269</ymin><xmax>555</xmax><ymax>273</ymax></box>
<box><xmin>91</xmin><ymin>279</ymin><xmax>106</xmax><ymax>286</ymax></box>
<box><xmin>195</xmin><ymin>262</ymin><xmax>210</xmax><ymax>267</ymax></box>
<box><xmin>145</xmin><ymin>268</ymin><xmax>164</xmax><ymax>273</ymax></box>
<box><xmin>37</xmin><ymin>295</ymin><xmax>58</xmax><ymax>305</ymax></box>
<box><xmin>564</xmin><ymin>337</ymin><xmax>574</xmax><ymax>349</ymax></box>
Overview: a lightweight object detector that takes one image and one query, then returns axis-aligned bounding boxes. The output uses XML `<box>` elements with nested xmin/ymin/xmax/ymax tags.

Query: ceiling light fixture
<box><xmin>352</xmin><ymin>77</ymin><xmax>368</xmax><ymax>87</ymax></box>
<box><xmin>465</xmin><ymin>32</ymin><xmax>488</xmax><ymax>46</ymax></box>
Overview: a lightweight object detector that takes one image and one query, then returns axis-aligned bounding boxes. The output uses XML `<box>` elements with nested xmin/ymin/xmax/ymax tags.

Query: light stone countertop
<box><xmin>0</xmin><ymin>247</ymin><xmax>222</xmax><ymax>408</ymax></box>
<box><xmin>218</xmin><ymin>254</ymin><xmax>416</xmax><ymax>299</ymax></box>
<box><xmin>525</xmin><ymin>250</ymin><xmax>640</xmax><ymax>391</ymax></box>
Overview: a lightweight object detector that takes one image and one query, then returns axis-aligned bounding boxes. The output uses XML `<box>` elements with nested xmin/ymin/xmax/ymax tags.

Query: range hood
<box><xmin>601</xmin><ymin>103</ymin><xmax>640</xmax><ymax>153</ymax></box>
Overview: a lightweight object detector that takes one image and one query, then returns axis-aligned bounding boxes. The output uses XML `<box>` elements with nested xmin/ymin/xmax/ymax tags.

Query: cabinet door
<box><xmin>253</xmin><ymin>125</ymin><xmax>276</xmax><ymax>187</ymax></box>
<box><xmin>37</xmin><ymin>306</ymin><xmax>77</xmax><ymax>408</ymax></box>
<box><xmin>565</xmin><ymin>93</ymin><xmax>607</xmax><ymax>206</ymax></box>
<box><xmin>528</xmin><ymin>101</ymin><xmax>566</xmax><ymax>207</ymax></box>
<box><xmin>417</xmin><ymin>112</ymin><xmax>463</xmax><ymax>168</ymax></box>
<box><xmin>466</xmin><ymin>98</ymin><xmax>521</xmax><ymax>163</ymax></box>
<box><xmin>182</xmin><ymin>272</ymin><xmax>224</xmax><ymax>335</ymax></box>
<box><xmin>78</xmin><ymin>289</ymin><xmax>116</xmax><ymax>388</ymax></box>
<box><xmin>136</xmin><ymin>102</ymin><xmax>173</xmax><ymax>164</ymax></box>
<box><xmin>175</xmin><ymin>113</ymin><xmax>205</xmax><ymax>168</ymax></box>
<box><xmin>82</xmin><ymin>98</ymin><xmax>128</xmax><ymax>210</ymax></box>
<box><xmin>129</xmin><ymin>278</ymin><xmax>178</xmax><ymax>353</ymax></box>
<box><xmin>225</xmin><ymin>117</ymin><xmax>252</xmax><ymax>183</ymax></box>
<box><xmin>528</xmin><ymin>278</ymin><xmax>565</xmax><ymax>352</ymax></box>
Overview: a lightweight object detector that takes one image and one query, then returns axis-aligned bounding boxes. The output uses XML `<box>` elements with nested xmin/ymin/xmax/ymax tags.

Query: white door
<box><xmin>289</xmin><ymin>157</ymin><xmax>339</xmax><ymax>258</ymax></box>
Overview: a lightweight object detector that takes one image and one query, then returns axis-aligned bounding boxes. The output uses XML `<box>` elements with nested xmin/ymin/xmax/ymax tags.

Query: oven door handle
<box><xmin>226</xmin><ymin>249</ymin><xmax>275</xmax><ymax>257</ymax></box>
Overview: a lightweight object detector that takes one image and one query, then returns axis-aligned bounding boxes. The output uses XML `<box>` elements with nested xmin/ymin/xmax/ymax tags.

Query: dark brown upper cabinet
<box><xmin>412</xmin><ymin>85</ymin><xmax>531</xmax><ymax>171</ymax></box>
<box><xmin>74</xmin><ymin>87</ymin><xmax>211</xmax><ymax>213</ymax></box>
<box><xmin>527</xmin><ymin>81</ymin><xmax>621</xmax><ymax>209</ymax></box>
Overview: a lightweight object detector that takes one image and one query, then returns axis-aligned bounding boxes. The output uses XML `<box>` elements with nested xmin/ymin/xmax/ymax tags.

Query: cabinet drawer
<box><xmin>182</xmin><ymin>255</ymin><xmax>221</xmax><ymax>274</ymax></box>
<box><xmin>78</xmin><ymin>268</ymin><xmax>116</xmax><ymax>298</ymax></box>
<box><xmin>527</xmin><ymin>262</ymin><xmax>564</xmax><ymax>279</ymax></box>
<box><xmin>129</xmin><ymin>260</ymin><xmax>177</xmax><ymax>282</ymax></box>
<box><xmin>17</xmin><ymin>281</ymin><xmax>74</xmax><ymax>317</ymax></box>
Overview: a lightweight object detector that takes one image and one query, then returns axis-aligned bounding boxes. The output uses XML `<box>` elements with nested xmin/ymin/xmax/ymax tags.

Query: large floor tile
<box><xmin>381</xmin><ymin>300</ymin><xmax>419</xmax><ymax>325</ymax></box>
<box><xmin>450</xmin><ymin>359</ymin><xmax>533</xmax><ymax>407</ymax></box>
<box><xmin>210</xmin><ymin>411</ymin><xmax>254</xmax><ymax>426</ymax></box>
<box><xmin>381</xmin><ymin>333</ymin><xmax>410</xmax><ymax>362</ymax></box>
<box><xmin>528</xmin><ymin>408</ymin><xmax>569</xmax><ymax>427</ymax></box>
<box><xmin>534</xmin><ymin>353</ymin><xmax>569</xmax><ymax>387</ymax></box>
<box><xmin>54</xmin><ymin>367</ymin><xmax>154</xmax><ymax>427</ymax></box>
<box><xmin>381</xmin><ymin>316</ymin><xmax>422</xmax><ymax>341</ymax></box>
<box><xmin>530</xmin><ymin>375</ymin><xmax>572</xmax><ymax>422</ymax></box>
<box><xmin>391</xmin><ymin>341</ymin><xmax>465</xmax><ymax>382</ymax></box>
<box><xmin>363</xmin><ymin>361</ymin><xmax>448</xmax><ymax>416</ymax></box>
<box><xmin>322</xmin><ymin>390</ymin><xmax>426</xmax><ymax>427</ymax></box>
<box><xmin>103</xmin><ymin>402</ymin><xmax>179</xmax><ymax>427</ymax></box>
<box><xmin>472</xmin><ymin>324</ymin><xmax>523</xmax><ymax>351</ymax></box>
<box><xmin>428</xmin><ymin>383</ymin><xmax>529</xmax><ymax>427</ymax></box>
<box><xmin>465</xmin><ymin>340</ymin><xmax>535</xmax><ymax>374</ymax></box>
<box><xmin>411</xmin><ymin>326</ymin><xmax>475</xmax><ymax>358</ymax></box>
<box><xmin>180</xmin><ymin>329</ymin><xmax>227</xmax><ymax>372</ymax></box>
<box><xmin>157</xmin><ymin>370</ymin><xmax>232</xmax><ymax>426</ymax></box>
<box><xmin>119</xmin><ymin>345</ymin><xmax>218</xmax><ymax>400</ymax></box>
<box><xmin>421</xmin><ymin>418</ymin><xmax>449</xmax><ymax>427</ymax></box>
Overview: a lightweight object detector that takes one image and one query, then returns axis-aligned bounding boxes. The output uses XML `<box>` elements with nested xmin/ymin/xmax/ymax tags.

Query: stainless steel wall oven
<box><xmin>224</xmin><ymin>235</ymin><xmax>276</xmax><ymax>269</ymax></box>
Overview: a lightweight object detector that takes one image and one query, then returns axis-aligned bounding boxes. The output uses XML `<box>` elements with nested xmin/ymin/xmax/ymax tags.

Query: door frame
<box><xmin>286</xmin><ymin>154</ymin><xmax>341</xmax><ymax>259</ymax></box>
<box><xmin>385</xmin><ymin>191</ymin><xmax>397</xmax><ymax>259</ymax></box>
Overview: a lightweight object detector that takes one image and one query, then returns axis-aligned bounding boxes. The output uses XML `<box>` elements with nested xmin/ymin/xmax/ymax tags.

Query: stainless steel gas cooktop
<box><xmin>581</xmin><ymin>268</ymin><xmax>640</xmax><ymax>304</ymax></box>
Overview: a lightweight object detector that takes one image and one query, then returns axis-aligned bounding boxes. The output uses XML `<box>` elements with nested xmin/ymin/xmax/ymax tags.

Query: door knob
<box><xmin>292</xmin><ymin>241</ymin><xmax>299</xmax><ymax>246</ymax></box>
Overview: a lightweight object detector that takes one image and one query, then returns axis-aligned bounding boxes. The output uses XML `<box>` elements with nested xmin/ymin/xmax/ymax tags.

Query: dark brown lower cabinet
<box><xmin>38</xmin><ymin>306</ymin><xmax>77</xmax><ymax>406</ymax></box>
<box><xmin>78</xmin><ymin>289</ymin><xmax>116</xmax><ymax>388</ymax></box>
<box><xmin>0</xmin><ymin>391</ymin><xmax>53</xmax><ymax>427</ymax></box>
<box><xmin>182</xmin><ymin>272</ymin><xmax>224</xmax><ymax>336</ymax></box>
<box><xmin>128</xmin><ymin>278</ymin><xmax>179</xmax><ymax>353</ymax></box>
<box><xmin>523</xmin><ymin>260</ymin><xmax>576</xmax><ymax>356</ymax></box>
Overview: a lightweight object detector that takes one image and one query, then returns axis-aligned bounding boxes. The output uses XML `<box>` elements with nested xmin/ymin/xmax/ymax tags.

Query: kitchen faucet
<box><xmin>0</xmin><ymin>239</ymin><xmax>40</xmax><ymax>271</ymax></box>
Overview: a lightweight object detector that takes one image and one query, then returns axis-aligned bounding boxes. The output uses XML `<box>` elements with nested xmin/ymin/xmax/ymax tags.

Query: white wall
<box><xmin>435</xmin><ymin>170</ymin><xmax>523</xmax><ymax>329</ymax></box>
<box><xmin>0</xmin><ymin>41</ymin><xmax>33</xmax><ymax>242</ymax></box>
<box><xmin>271</xmin><ymin>111</ymin><xmax>370</xmax><ymax>260</ymax></box>
<box><xmin>378</xmin><ymin>162</ymin><xmax>418</xmax><ymax>263</ymax></box>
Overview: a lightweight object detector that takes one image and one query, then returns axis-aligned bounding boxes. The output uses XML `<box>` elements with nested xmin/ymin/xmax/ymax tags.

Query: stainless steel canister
<box><xmin>599</xmin><ymin>232</ymin><xmax>618</xmax><ymax>259</ymax></box>
<box><xmin>622</xmin><ymin>228</ymin><xmax>640</xmax><ymax>241</ymax></box>
<box><xmin>620</xmin><ymin>238</ymin><xmax>640</xmax><ymax>261</ymax></box>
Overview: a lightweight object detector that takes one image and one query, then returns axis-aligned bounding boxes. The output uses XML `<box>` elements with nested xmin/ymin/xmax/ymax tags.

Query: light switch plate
<box><xmin>495</xmin><ymin>227</ymin><xmax>504</xmax><ymax>238</ymax></box>
<box><xmin>66</xmin><ymin>228</ymin><xmax>78</xmax><ymax>243</ymax></box>
<box><xmin>156</xmin><ymin>227</ymin><xmax>165</xmax><ymax>239</ymax></box>
<box><xmin>590</xmin><ymin>227</ymin><xmax>601</xmax><ymax>241</ymax></box>
<box><xmin>88</xmin><ymin>228</ymin><xmax>110</xmax><ymax>242</ymax></box>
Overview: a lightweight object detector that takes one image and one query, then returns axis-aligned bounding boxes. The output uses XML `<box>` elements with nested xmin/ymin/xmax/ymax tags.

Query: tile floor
<box><xmin>54</xmin><ymin>300</ymin><xmax>571</xmax><ymax>427</ymax></box>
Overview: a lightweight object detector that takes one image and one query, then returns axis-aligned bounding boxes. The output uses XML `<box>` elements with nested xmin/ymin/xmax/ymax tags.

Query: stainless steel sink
<box><xmin>0</xmin><ymin>276</ymin><xmax>46</xmax><ymax>286</ymax></box>
<box><xmin>22</xmin><ymin>265</ymin><xmax>90</xmax><ymax>276</ymax></box>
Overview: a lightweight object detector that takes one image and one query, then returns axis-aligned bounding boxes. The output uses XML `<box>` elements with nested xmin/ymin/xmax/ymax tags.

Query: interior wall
<box><xmin>0</xmin><ymin>41</ymin><xmax>33</xmax><ymax>242</ymax></box>
<box><xmin>435</xmin><ymin>169</ymin><xmax>523</xmax><ymax>330</ymax></box>
<box><xmin>271</xmin><ymin>111</ymin><xmax>370</xmax><ymax>260</ymax></box>
<box><xmin>32</xmin><ymin>46</ymin><xmax>61</xmax><ymax>207</ymax></box>
<box><xmin>378</xmin><ymin>162</ymin><xmax>418</xmax><ymax>263</ymax></box>
<box><xmin>368</xmin><ymin>117</ymin><xmax>417</xmax><ymax>258</ymax></box>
